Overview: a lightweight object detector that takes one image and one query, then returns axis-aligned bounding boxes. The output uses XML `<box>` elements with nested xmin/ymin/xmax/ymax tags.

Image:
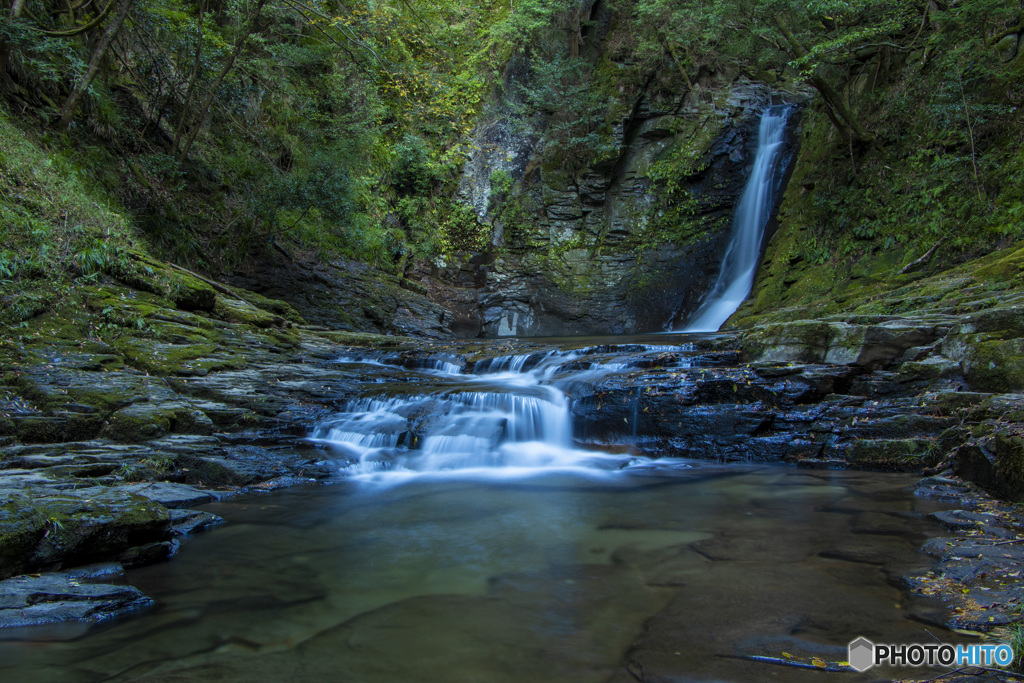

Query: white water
<box><xmin>311</xmin><ymin>345</ymin><xmax>694</xmax><ymax>481</ymax></box>
<box><xmin>682</xmin><ymin>106</ymin><xmax>792</xmax><ymax>333</ymax></box>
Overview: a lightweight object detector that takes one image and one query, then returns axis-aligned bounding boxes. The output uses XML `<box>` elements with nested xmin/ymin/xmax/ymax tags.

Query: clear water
<box><xmin>0</xmin><ymin>335</ymin><xmax>964</xmax><ymax>681</ymax></box>
<box><xmin>683</xmin><ymin>106</ymin><xmax>792</xmax><ymax>332</ymax></box>
<box><xmin>0</xmin><ymin>465</ymin><xmax>958</xmax><ymax>682</ymax></box>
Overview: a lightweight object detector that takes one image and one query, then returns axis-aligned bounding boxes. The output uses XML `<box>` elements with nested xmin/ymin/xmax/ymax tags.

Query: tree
<box><xmin>57</xmin><ymin>0</ymin><xmax>135</xmax><ymax>130</ymax></box>
<box><xmin>175</xmin><ymin>0</ymin><xmax>268</xmax><ymax>160</ymax></box>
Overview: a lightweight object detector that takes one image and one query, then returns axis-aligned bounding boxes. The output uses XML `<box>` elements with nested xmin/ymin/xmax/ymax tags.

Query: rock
<box><xmin>214</xmin><ymin>297</ymin><xmax>285</xmax><ymax>328</ymax></box>
<box><xmin>0</xmin><ymin>566</ymin><xmax>151</xmax><ymax>628</ymax></box>
<box><xmin>102</xmin><ymin>403</ymin><xmax>177</xmax><ymax>442</ymax></box>
<box><xmin>168</xmin><ymin>509</ymin><xmax>224</xmax><ymax>536</ymax></box>
<box><xmin>120</xmin><ymin>482</ymin><xmax>218</xmax><ymax>509</ymax></box>
<box><xmin>839</xmin><ymin>438</ymin><xmax>942</xmax><ymax>472</ymax></box>
<box><xmin>119</xmin><ymin>539</ymin><xmax>179</xmax><ymax>568</ymax></box>
<box><xmin>743</xmin><ymin>320</ymin><xmax>945</xmax><ymax>368</ymax></box>
<box><xmin>954</xmin><ymin>432</ymin><xmax>1024</xmax><ymax>502</ymax></box>
<box><xmin>168</xmin><ymin>272</ymin><xmax>217</xmax><ymax>313</ymax></box>
<box><xmin>0</xmin><ymin>487</ymin><xmax>170</xmax><ymax>579</ymax></box>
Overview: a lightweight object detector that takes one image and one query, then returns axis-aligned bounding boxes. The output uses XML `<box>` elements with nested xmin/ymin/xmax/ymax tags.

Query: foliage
<box><xmin>2</xmin><ymin>0</ymin><xmax>1024</xmax><ymax>292</ymax></box>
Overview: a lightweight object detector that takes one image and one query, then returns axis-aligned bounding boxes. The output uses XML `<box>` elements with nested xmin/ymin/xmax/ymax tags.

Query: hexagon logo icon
<box><xmin>848</xmin><ymin>637</ymin><xmax>875</xmax><ymax>672</ymax></box>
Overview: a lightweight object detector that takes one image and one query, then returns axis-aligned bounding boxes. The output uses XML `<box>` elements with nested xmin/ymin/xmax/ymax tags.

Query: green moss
<box><xmin>214</xmin><ymin>297</ymin><xmax>282</xmax><ymax>328</ymax></box>
<box><xmin>960</xmin><ymin>337</ymin><xmax>1024</xmax><ymax>393</ymax></box>
<box><xmin>0</xmin><ymin>489</ymin><xmax>170</xmax><ymax>578</ymax></box>
<box><xmin>101</xmin><ymin>403</ymin><xmax>177</xmax><ymax>443</ymax></box>
<box><xmin>845</xmin><ymin>438</ymin><xmax>942</xmax><ymax>471</ymax></box>
<box><xmin>0</xmin><ymin>498</ymin><xmax>46</xmax><ymax>579</ymax></box>
<box><xmin>110</xmin><ymin>337</ymin><xmax>241</xmax><ymax>376</ymax></box>
<box><xmin>307</xmin><ymin>330</ymin><xmax>414</xmax><ymax>347</ymax></box>
<box><xmin>14</xmin><ymin>414</ymin><xmax>103</xmax><ymax>443</ymax></box>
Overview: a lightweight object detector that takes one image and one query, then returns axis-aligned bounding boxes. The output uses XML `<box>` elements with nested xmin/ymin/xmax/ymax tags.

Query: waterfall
<box><xmin>310</xmin><ymin>344</ymin><xmax>694</xmax><ymax>480</ymax></box>
<box><xmin>681</xmin><ymin>105</ymin><xmax>792</xmax><ymax>333</ymax></box>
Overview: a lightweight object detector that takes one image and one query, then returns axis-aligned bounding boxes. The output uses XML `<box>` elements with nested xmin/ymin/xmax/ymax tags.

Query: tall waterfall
<box><xmin>682</xmin><ymin>106</ymin><xmax>792</xmax><ymax>333</ymax></box>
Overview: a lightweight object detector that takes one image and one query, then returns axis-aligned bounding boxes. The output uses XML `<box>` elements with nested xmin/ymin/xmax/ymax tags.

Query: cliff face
<box><xmin>405</xmin><ymin>77</ymin><xmax>799</xmax><ymax>338</ymax></box>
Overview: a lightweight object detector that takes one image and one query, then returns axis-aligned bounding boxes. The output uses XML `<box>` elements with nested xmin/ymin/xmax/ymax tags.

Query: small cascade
<box><xmin>682</xmin><ymin>105</ymin><xmax>793</xmax><ymax>333</ymax></box>
<box><xmin>310</xmin><ymin>342</ymin><xmax>696</xmax><ymax>480</ymax></box>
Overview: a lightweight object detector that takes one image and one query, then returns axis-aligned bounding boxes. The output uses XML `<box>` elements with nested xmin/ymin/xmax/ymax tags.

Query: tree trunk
<box><xmin>0</xmin><ymin>0</ymin><xmax>28</xmax><ymax>79</ymax></box>
<box><xmin>172</xmin><ymin>0</ymin><xmax>206</xmax><ymax>156</ymax></box>
<box><xmin>809</xmin><ymin>74</ymin><xmax>872</xmax><ymax>143</ymax></box>
<box><xmin>774</xmin><ymin>17</ymin><xmax>872</xmax><ymax>143</ymax></box>
<box><xmin>57</xmin><ymin>0</ymin><xmax>134</xmax><ymax>130</ymax></box>
<box><xmin>176</xmin><ymin>0</ymin><xmax>266</xmax><ymax>161</ymax></box>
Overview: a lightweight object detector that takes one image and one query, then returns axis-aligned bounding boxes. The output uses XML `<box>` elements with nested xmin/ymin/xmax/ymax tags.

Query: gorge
<box><xmin>3</xmin><ymin>1</ymin><xmax>1024</xmax><ymax>682</ymax></box>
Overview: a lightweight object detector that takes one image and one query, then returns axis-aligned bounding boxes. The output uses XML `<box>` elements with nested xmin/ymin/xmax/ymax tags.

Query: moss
<box><xmin>960</xmin><ymin>337</ymin><xmax>1024</xmax><ymax>393</ymax></box>
<box><xmin>741</xmin><ymin>321</ymin><xmax>835</xmax><ymax>363</ymax></box>
<box><xmin>214</xmin><ymin>297</ymin><xmax>282</xmax><ymax>328</ymax></box>
<box><xmin>102</xmin><ymin>403</ymin><xmax>177</xmax><ymax>443</ymax></box>
<box><xmin>0</xmin><ymin>489</ymin><xmax>170</xmax><ymax>578</ymax></box>
<box><xmin>845</xmin><ymin>438</ymin><xmax>942</xmax><ymax>471</ymax></box>
<box><xmin>307</xmin><ymin>330</ymin><xmax>414</xmax><ymax>347</ymax></box>
<box><xmin>0</xmin><ymin>498</ymin><xmax>46</xmax><ymax>579</ymax></box>
<box><xmin>15</xmin><ymin>414</ymin><xmax>103</xmax><ymax>443</ymax></box>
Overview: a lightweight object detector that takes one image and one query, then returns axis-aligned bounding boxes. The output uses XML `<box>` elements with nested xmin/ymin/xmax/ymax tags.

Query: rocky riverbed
<box><xmin>3</xmin><ymin>264</ymin><xmax>1024</xmax><ymax>682</ymax></box>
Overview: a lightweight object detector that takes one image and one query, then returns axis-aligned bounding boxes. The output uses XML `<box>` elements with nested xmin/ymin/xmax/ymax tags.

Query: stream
<box><xmin>0</xmin><ymin>335</ymin><xmax>966</xmax><ymax>682</ymax></box>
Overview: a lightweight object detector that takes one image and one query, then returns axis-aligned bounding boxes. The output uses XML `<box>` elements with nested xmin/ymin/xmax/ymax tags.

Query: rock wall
<box><xmin>412</xmin><ymin>76</ymin><xmax>801</xmax><ymax>338</ymax></box>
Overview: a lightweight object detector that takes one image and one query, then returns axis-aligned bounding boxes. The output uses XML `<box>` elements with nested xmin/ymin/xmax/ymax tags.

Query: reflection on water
<box><xmin>0</xmin><ymin>464</ymin><xmax>960</xmax><ymax>682</ymax></box>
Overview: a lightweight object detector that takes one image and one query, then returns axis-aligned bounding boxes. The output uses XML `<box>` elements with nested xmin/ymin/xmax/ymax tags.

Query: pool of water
<box><xmin>0</xmin><ymin>463</ymin><xmax>959</xmax><ymax>682</ymax></box>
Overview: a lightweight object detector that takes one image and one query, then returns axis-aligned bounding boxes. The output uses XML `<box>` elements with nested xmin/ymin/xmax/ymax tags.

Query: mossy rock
<box><xmin>235</xmin><ymin>291</ymin><xmax>305</xmax><ymax>325</ymax></box>
<box><xmin>743</xmin><ymin>320</ymin><xmax>940</xmax><ymax>368</ymax></box>
<box><xmin>956</xmin><ymin>432</ymin><xmax>1024</xmax><ymax>502</ymax></box>
<box><xmin>991</xmin><ymin>433</ymin><xmax>1024</xmax><ymax>500</ymax></box>
<box><xmin>973</xmin><ymin>245</ymin><xmax>1024</xmax><ymax>282</ymax></box>
<box><xmin>15</xmin><ymin>413</ymin><xmax>103</xmax><ymax>443</ymax></box>
<box><xmin>214</xmin><ymin>297</ymin><xmax>283</xmax><ymax>328</ymax></box>
<box><xmin>102</xmin><ymin>403</ymin><xmax>177</xmax><ymax>443</ymax></box>
<box><xmin>0</xmin><ymin>501</ymin><xmax>47</xmax><ymax>579</ymax></box>
<box><xmin>112</xmin><ymin>337</ymin><xmax>229</xmax><ymax>376</ymax></box>
<box><xmin>897</xmin><ymin>357</ymin><xmax>962</xmax><ymax>383</ymax></box>
<box><xmin>958</xmin><ymin>306</ymin><xmax>1024</xmax><ymax>337</ymax></box>
<box><xmin>951</xmin><ymin>336</ymin><xmax>1024</xmax><ymax>393</ymax></box>
<box><xmin>167</xmin><ymin>272</ymin><xmax>217</xmax><ymax>313</ymax></box>
<box><xmin>0</xmin><ymin>488</ymin><xmax>170</xmax><ymax>579</ymax></box>
<box><xmin>101</xmin><ymin>401</ymin><xmax>212</xmax><ymax>442</ymax></box>
<box><xmin>845</xmin><ymin>438</ymin><xmax>942</xmax><ymax>472</ymax></box>
<box><xmin>741</xmin><ymin>321</ymin><xmax>834</xmax><ymax>363</ymax></box>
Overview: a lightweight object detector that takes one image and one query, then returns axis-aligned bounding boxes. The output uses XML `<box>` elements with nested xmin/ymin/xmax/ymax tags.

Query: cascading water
<box><xmin>682</xmin><ymin>105</ymin><xmax>793</xmax><ymax>333</ymax></box>
<box><xmin>310</xmin><ymin>344</ymin><xmax>693</xmax><ymax>480</ymax></box>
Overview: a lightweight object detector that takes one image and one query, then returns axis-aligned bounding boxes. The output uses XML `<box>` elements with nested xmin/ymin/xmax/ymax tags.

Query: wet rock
<box><xmin>953</xmin><ymin>432</ymin><xmax>1024</xmax><ymax>502</ymax></box>
<box><xmin>743</xmin><ymin>319</ymin><xmax>947</xmax><ymax>368</ymax></box>
<box><xmin>119</xmin><ymin>539</ymin><xmax>180</xmax><ymax>568</ymax></box>
<box><xmin>120</xmin><ymin>482</ymin><xmax>218</xmax><ymax>509</ymax></box>
<box><xmin>838</xmin><ymin>438</ymin><xmax>944</xmax><ymax>472</ymax></box>
<box><xmin>0</xmin><ymin>564</ymin><xmax>151</xmax><ymax>627</ymax></box>
<box><xmin>0</xmin><ymin>487</ymin><xmax>170</xmax><ymax>580</ymax></box>
<box><xmin>168</xmin><ymin>509</ymin><xmax>224</xmax><ymax>536</ymax></box>
<box><xmin>931</xmin><ymin>510</ymin><xmax>1005</xmax><ymax>533</ymax></box>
